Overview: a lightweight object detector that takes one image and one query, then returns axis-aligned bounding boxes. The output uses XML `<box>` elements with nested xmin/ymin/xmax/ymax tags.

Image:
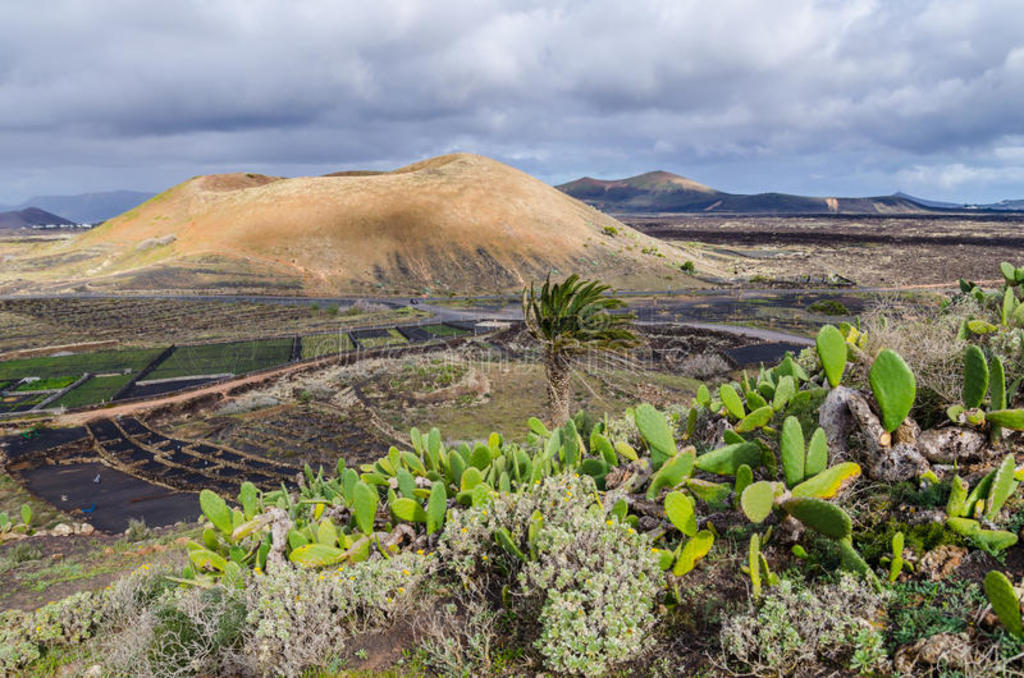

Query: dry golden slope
<box><xmin>58</xmin><ymin>153</ymin><xmax>710</xmax><ymax>295</ymax></box>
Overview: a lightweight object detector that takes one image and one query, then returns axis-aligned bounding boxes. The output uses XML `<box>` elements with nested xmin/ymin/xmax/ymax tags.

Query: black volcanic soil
<box><xmin>630</xmin><ymin>214</ymin><xmax>1024</xmax><ymax>287</ymax></box>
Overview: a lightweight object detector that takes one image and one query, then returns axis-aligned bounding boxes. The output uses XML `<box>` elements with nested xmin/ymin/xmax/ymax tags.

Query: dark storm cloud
<box><xmin>1</xmin><ymin>0</ymin><xmax>1023</xmax><ymax>203</ymax></box>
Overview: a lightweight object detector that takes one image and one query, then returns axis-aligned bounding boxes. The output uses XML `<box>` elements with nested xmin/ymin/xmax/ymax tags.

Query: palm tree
<box><xmin>522</xmin><ymin>274</ymin><xmax>639</xmax><ymax>426</ymax></box>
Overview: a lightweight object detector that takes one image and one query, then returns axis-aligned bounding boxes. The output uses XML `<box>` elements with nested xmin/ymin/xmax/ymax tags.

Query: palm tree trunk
<box><xmin>545</xmin><ymin>348</ymin><xmax>572</xmax><ymax>427</ymax></box>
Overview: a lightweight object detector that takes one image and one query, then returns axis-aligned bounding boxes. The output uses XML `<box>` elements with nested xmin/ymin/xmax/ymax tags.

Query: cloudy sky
<box><xmin>2</xmin><ymin>0</ymin><xmax>1023</xmax><ymax>204</ymax></box>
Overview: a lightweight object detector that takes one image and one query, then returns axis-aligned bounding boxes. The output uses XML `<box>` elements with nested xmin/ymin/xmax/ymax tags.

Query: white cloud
<box><xmin>0</xmin><ymin>0</ymin><xmax>1022</xmax><ymax>202</ymax></box>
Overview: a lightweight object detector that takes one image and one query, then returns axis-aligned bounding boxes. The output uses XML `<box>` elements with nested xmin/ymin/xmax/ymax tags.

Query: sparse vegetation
<box><xmin>9</xmin><ymin>265</ymin><xmax>1024</xmax><ymax>676</ymax></box>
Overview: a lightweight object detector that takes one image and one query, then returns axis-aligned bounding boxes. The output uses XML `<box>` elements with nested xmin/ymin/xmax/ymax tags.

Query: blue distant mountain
<box><xmin>0</xmin><ymin>190</ymin><xmax>154</xmax><ymax>224</ymax></box>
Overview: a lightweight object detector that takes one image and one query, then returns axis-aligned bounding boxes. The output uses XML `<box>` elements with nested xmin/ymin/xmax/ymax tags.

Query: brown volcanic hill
<box><xmin>50</xmin><ymin>154</ymin><xmax>707</xmax><ymax>295</ymax></box>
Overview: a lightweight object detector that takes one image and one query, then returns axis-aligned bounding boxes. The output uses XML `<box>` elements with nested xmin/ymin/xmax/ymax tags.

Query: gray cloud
<box><xmin>1</xmin><ymin>0</ymin><xmax>1023</xmax><ymax>204</ymax></box>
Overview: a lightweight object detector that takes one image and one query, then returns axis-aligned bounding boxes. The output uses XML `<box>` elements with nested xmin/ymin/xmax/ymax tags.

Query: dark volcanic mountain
<box><xmin>558</xmin><ymin>171</ymin><xmax>936</xmax><ymax>214</ymax></box>
<box><xmin>0</xmin><ymin>207</ymin><xmax>74</xmax><ymax>229</ymax></box>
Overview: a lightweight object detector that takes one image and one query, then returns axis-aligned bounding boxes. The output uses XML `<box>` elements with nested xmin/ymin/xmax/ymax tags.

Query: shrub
<box><xmin>720</xmin><ymin>574</ymin><xmax>890</xmax><ymax>676</ymax></box>
<box><xmin>807</xmin><ymin>299</ymin><xmax>849</xmax><ymax>316</ymax></box>
<box><xmin>241</xmin><ymin>553</ymin><xmax>434</xmax><ymax>677</ymax></box>
<box><xmin>441</xmin><ymin>475</ymin><xmax>661</xmax><ymax>676</ymax></box>
<box><xmin>602</xmin><ymin>225</ymin><xmax>619</xmax><ymax>237</ymax></box>
<box><xmin>104</xmin><ymin>585</ymin><xmax>246</xmax><ymax>678</ymax></box>
<box><xmin>681</xmin><ymin>260</ymin><xmax>696</xmax><ymax>273</ymax></box>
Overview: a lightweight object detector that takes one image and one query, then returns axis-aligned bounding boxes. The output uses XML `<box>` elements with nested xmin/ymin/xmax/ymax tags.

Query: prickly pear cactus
<box><xmin>963</xmin><ymin>345</ymin><xmax>989</xmax><ymax>410</ymax></box>
<box><xmin>869</xmin><ymin>349</ymin><xmax>916</xmax><ymax>433</ymax></box>
<box><xmin>985</xmin><ymin>570</ymin><xmax>1023</xmax><ymax>637</ymax></box>
<box><xmin>816</xmin><ymin>324</ymin><xmax>847</xmax><ymax>388</ymax></box>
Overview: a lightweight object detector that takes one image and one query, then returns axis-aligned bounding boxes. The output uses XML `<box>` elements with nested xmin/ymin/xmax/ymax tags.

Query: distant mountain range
<box><xmin>557</xmin><ymin>171</ymin><xmax>1024</xmax><ymax>214</ymax></box>
<box><xmin>0</xmin><ymin>207</ymin><xmax>74</xmax><ymax>229</ymax></box>
<box><xmin>0</xmin><ymin>190</ymin><xmax>154</xmax><ymax>224</ymax></box>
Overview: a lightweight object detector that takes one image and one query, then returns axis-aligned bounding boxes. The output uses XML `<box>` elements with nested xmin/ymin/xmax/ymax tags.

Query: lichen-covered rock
<box><xmin>894</xmin><ymin>632</ymin><xmax>971</xmax><ymax>673</ymax></box>
<box><xmin>870</xmin><ymin>443</ymin><xmax>931</xmax><ymax>482</ymax></box>
<box><xmin>916</xmin><ymin>427</ymin><xmax>989</xmax><ymax>464</ymax></box>
<box><xmin>819</xmin><ymin>386</ymin><xmax>860</xmax><ymax>457</ymax></box>
<box><xmin>917</xmin><ymin>545</ymin><xmax>967</xmax><ymax>581</ymax></box>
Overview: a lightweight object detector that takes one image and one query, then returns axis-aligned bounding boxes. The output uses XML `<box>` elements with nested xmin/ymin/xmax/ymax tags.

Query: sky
<box><xmin>1</xmin><ymin>0</ymin><xmax>1023</xmax><ymax>205</ymax></box>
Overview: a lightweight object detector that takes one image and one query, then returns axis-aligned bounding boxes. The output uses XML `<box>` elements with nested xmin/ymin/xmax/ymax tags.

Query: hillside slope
<box><xmin>5</xmin><ymin>154</ymin><xmax>707</xmax><ymax>295</ymax></box>
<box><xmin>558</xmin><ymin>171</ymin><xmax>933</xmax><ymax>214</ymax></box>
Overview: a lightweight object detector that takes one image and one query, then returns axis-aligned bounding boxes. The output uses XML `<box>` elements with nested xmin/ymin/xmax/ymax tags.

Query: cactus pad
<box><xmin>869</xmin><ymin>349</ymin><xmax>916</xmax><ymax>433</ymax></box>
<box><xmin>985</xmin><ymin>570</ymin><xmax>1023</xmax><ymax>636</ymax></box>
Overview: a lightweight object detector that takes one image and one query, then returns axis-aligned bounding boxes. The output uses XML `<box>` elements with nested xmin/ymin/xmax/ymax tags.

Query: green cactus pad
<box><xmin>985</xmin><ymin>409</ymin><xmax>1024</xmax><ymax>430</ymax></box>
<box><xmin>352</xmin><ymin>481</ymin><xmax>378</xmax><ymax>535</ymax></box>
<box><xmin>869</xmin><ymin>349</ymin><xmax>917</xmax><ymax>433</ymax></box>
<box><xmin>772</xmin><ymin>376</ymin><xmax>796</xmax><ymax>411</ymax></box>
<box><xmin>781</xmin><ymin>496</ymin><xmax>852</xmax><ymax>539</ymax></box>
<box><xmin>734</xmin><ymin>464</ymin><xmax>754</xmax><ymax>499</ymax></box>
<box><xmin>985</xmin><ymin>570</ymin><xmax>1023</xmax><ymax>636</ymax></box>
<box><xmin>963</xmin><ymin>345</ymin><xmax>990</xmax><ymax>409</ymax></box>
<box><xmin>791</xmin><ymin>462</ymin><xmax>861</xmax><ymax>499</ymax></box>
<box><xmin>426</xmin><ymin>483</ymin><xmax>447</xmax><ymax>535</ymax></box>
<box><xmin>694</xmin><ymin>441</ymin><xmax>762</xmax><ymax>475</ymax></box>
<box><xmin>720</xmin><ymin>384</ymin><xmax>746</xmax><ymax>419</ymax></box>
<box><xmin>736</xmin><ymin>406</ymin><xmax>775</xmax><ymax>433</ymax></box>
<box><xmin>740</xmin><ymin>481</ymin><xmax>776</xmax><ymax>523</ymax></box>
<box><xmin>1002</xmin><ymin>262</ymin><xmax>1017</xmax><ymax>283</ymax></box>
<box><xmin>780</xmin><ymin>416</ymin><xmax>805</xmax><ymax>487</ymax></box>
<box><xmin>646</xmin><ymin>450</ymin><xmax>696</xmax><ymax>499</ymax></box>
<box><xmin>816</xmin><ymin>325</ymin><xmax>847</xmax><ymax>387</ymax></box>
<box><xmin>664</xmin><ymin>491</ymin><xmax>697</xmax><ymax>537</ymax></box>
<box><xmin>674</xmin><ymin>530</ymin><xmax>714</xmax><ymax>576</ymax></box>
<box><xmin>838</xmin><ymin>537</ymin><xmax>871</xmax><ymax>577</ymax></box>
<box><xmin>805</xmin><ymin>427</ymin><xmax>829</xmax><ymax>477</ymax></box>
<box><xmin>289</xmin><ymin>543</ymin><xmax>346</xmax><ymax>568</ymax></box>
<box><xmin>391</xmin><ymin>497</ymin><xmax>427</xmax><ymax>523</ymax></box>
<box><xmin>199</xmin><ymin>489</ymin><xmax>233</xmax><ymax>535</ymax></box>
<box><xmin>686</xmin><ymin>478</ymin><xmax>732</xmax><ymax>509</ymax></box>
<box><xmin>986</xmin><ymin>455</ymin><xmax>1019</xmax><ymax>521</ymax></box>
<box><xmin>635</xmin><ymin>403</ymin><xmax>676</xmax><ymax>470</ymax></box>
<box><xmin>946</xmin><ymin>475</ymin><xmax>969</xmax><ymax>517</ymax></box>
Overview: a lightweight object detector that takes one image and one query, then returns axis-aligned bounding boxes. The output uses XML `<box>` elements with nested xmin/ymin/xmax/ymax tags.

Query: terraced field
<box><xmin>202</xmin><ymin>403</ymin><xmax>396</xmax><ymax>468</ymax></box>
<box><xmin>87</xmin><ymin>417</ymin><xmax>299</xmax><ymax>496</ymax></box>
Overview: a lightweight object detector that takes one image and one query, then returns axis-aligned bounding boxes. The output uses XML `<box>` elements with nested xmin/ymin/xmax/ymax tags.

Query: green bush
<box><xmin>441</xmin><ymin>475</ymin><xmax>661</xmax><ymax>676</ymax></box>
<box><xmin>720</xmin><ymin>574</ymin><xmax>889</xmax><ymax>675</ymax></box>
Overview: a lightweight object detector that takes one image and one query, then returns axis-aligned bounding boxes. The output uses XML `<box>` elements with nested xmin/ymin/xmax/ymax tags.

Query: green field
<box><xmin>422</xmin><ymin>323</ymin><xmax>469</xmax><ymax>337</ymax></box>
<box><xmin>146</xmin><ymin>338</ymin><xmax>294</xmax><ymax>380</ymax></box>
<box><xmin>300</xmin><ymin>333</ymin><xmax>354</xmax><ymax>359</ymax></box>
<box><xmin>13</xmin><ymin>376</ymin><xmax>77</xmax><ymax>392</ymax></box>
<box><xmin>52</xmin><ymin>374</ymin><xmax>134</xmax><ymax>409</ymax></box>
<box><xmin>0</xmin><ymin>347</ymin><xmax>163</xmax><ymax>382</ymax></box>
<box><xmin>357</xmin><ymin>328</ymin><xmax>409</xmax><ymax>348</ymax></box>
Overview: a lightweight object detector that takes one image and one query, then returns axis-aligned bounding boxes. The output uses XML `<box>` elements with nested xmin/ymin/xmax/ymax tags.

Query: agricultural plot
<box><xmin>51</xmin><ymin>374</ymin><xmax>134</xmax><ymax>409</ymax></box>
<box><xmin>11</xmin><ymin>376</ymin><xmax>77</xmax><ymax>392</ymax></box>
<box><xmin>352</xmin><ymin>327</ymin><xmax>409</xmax><ymax>348</ymax></box>
<box><xmin>420</xmin><ymin>323</ymin><xmax>470</xmax><ymax>337</ymax></box>
<box><xmin>86</xmin><ymin>417</ymin><xmax>299</xmax><ymax>496</ymax></box>
<box><xmin>207</xmin><ymin>403</ymin><xmax>394</xmax><ymax>468</ymax></box>
<box><xmin>145</xmin><ymin>338</ymin><xmax>293</xmax><ymax>380</ymax></box>
<box><xmin>0</xmin><ymin>297</ymin><xmax>430</xmax><ymax>352</ymax></box>
<box><xmin>300</xmin><ymin>332</ymin><xmax>354</xmax><ymax>359</ymax></box>
<box><xmin>0</xmin><ymin>392</ymin><xmax>47</xmax><ymax>414</ymax></box>
<box><xmin>0</xmin><ymin>347</ymin><xmax>162</xmax><ymax>381</ymax></box>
